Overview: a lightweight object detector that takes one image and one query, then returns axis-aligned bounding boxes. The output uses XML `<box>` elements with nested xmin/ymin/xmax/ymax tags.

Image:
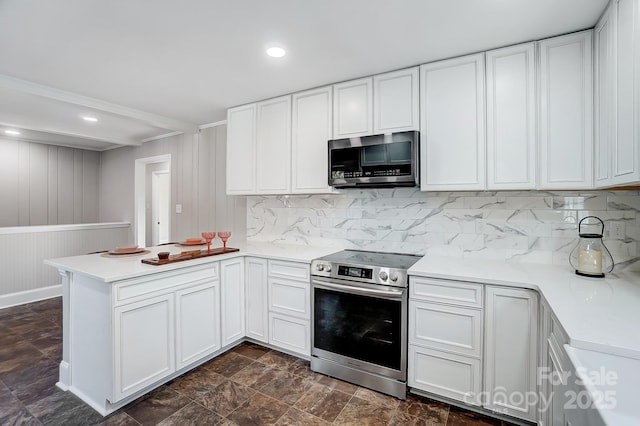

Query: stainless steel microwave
<box><xmin>328</xmin><ymin>131</ymin><xmax>419</xmax><ymax>188</ymax></box>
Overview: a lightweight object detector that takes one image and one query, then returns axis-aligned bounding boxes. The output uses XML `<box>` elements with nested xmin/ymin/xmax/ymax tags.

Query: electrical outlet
<box><xmin>608</xmin><ymin>222</ymin><xmax>625</xmax><ymax>239</ymax></box>
<box><xmin>175</xmin><ymin>204</ymin><xmax>182</xmax><ymax>214</ymax></box>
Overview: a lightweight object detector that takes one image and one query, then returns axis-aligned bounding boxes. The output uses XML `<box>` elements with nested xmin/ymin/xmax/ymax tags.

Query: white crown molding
<box><xmin>199</xmin><ymin>120</ymin><xmax>227</xmax><ymax>129</ymax></box>
<box><xmin>0</xmin><ymin>74</ymin><xmax>199</xmax><ymax>133</ymax></box>
<box><xmin>141</xmin><ymin>131</ymin><xmax>183</xmax><ymax>143</ymax></box>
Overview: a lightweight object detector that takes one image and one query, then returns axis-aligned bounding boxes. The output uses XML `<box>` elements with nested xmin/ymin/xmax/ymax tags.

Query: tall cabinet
<box><xmin>486</xmin><ymin>43</ymin><xmax>537</xmax><ymax>189</ymax></box>
<box><xmin>420</xmin><ymin>53</ymin><xmax>486</xmax><ymax>191</ymax></box>
<box><xmin>538</xmin><ymin>30</ymin><xmax>594</xmax><ymax>189</ymax></box>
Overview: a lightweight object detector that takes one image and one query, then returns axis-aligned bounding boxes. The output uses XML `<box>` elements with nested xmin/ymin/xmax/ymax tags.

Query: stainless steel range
<box><xmin>310</xmin><ymin>249</ymin><xmax>422</xmax><ymax>399</ymax></box>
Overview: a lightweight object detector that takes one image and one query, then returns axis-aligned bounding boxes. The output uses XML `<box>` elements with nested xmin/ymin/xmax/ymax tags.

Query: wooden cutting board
<box><xmin>141</xmin><ymin>247</ymin><xmax>239</xmax><ymax>266</ymax></box>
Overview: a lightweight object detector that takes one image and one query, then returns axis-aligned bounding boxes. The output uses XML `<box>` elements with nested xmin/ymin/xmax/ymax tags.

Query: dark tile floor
<box><xmin>0</xmin><ymin>297</ymin><xmax>517</xmax><ymax>425</ymax></box>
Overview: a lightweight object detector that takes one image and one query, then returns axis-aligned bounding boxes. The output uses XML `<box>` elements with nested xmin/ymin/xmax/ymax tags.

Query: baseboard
<box><xmin>0</xmin><ymin>285</ymin><xmax>62</xmax><ymax>309</ymax></box>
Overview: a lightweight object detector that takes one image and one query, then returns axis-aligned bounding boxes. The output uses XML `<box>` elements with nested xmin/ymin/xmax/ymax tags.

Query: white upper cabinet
<box><xmin>373</xmin><ymin>68</ymin><xmax>420</xmax><ymax>134</ymax></box>
<box><xmin>538</xmin><ymin>30</ymin><xmax>594</xmax><ymax>189</ymax></box>
<box><xmin>226</xmin><ymin>96</ymin><xmax>291</xmax><ymax>195</ymax></box>
<box><xmin>291</xmin><ymin>86</ymin><xmax>333</xmax><ymax>193</ymax></box>
<box><xmin>256</xmin><ymin>95</ymin><xmax>292</xmax><ymax>194</ymax></box>
<box><xmin>610</xmin><ymin>0</ymin><xmax>640</xmax><ymax>185</ymax></box>
<box><xmin>594</xmin><ymin>2</ymin><xmax>616</xmax><ymax>187</ymax></box>
<box><xmin>333</xmin><ymin>77</ymin><xmax>373</xmax><ymax>138</ymax></box>
<box><xmin>420</xmin><ymin>53</ymin><xmax>486</xmax><ymax>191</ymax></box>
<box><xmin>486</xmin><ymin>43</ymin><xmax>537</xmax><ymax>189</ymax></box>
<box><xmin>226</xmin><ymin>103</ymin><xmax>256</xmax><ymax>194</ymax></box>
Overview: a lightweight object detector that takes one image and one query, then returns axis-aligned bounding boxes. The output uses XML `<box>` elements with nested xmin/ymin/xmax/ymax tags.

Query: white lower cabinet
<box><xmin>266</xmin><ymin>259</ymin><xmax>311</xmax><ymax>357</ymax></box>
<box><xmin>220</xmin><ymin>258</ymin><xmax>245</xmax><ymax>346</ymax></box>
<box><xmin>409</xmin><ymin>277</ymin><xmax>539</xmax><ymax>423</ymax></box>
<box><xmin>175</xmin><ymin>281</ymin><xmax>220</xmax><ymax>369</ymax></box>
<box><xmin>245</xmin><ymin>257</ymin><xmax>268</xmax><ymax>343</ymax></box>
<box><xmin>484</xmin><ymin>286</ymin><xmax>538</xmax><ymax>422</ymax></box>
<box><xmin>114</xmin><ymin>294</ymin><xmax>175</xmax><ymax>401</ymax></box>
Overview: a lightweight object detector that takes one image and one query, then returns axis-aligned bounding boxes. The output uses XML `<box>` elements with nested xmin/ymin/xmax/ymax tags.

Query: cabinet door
<box><xmin>539</xmin><ymin>31</ymin><xmax>593</xmax><ymax>189</ymax></box>
<box><xmin>268</xmin><ymin>277</ymin><xmax>310</xmax><ymax>319</ymax></box>
<box><xmin>269</xmin><ymin>312</ymin><xmax>310</xmax><ymax>356</ymax></box>
<box><xmin>484</xmin><ymin>287</ymin><xmax>538</xmax><ymax>422</ymax></box>
<box><xmin>486</xmin><ymin>43</ymin><xmax>536</xmax><ymax>189</ymax></box>
<box><xmin>175</xmin><ymin>281</ymin><xmax>220</xmax><ymax>370</ymax></box>
<box><xmin>594</xmin><ymin>3</ymin><xmax>616</xmax><ymax>188</ymax></box>
<box><xmin>256</xmin><ymin>96</ymin><xmax>292</xmax><ymax>194</ymax></box>
<box><xmin>220</xmin><ymin>258</ymin><xmax>245</xmax><ymax>346</ymax></box>
<box><xmin>226</xmin><ymin>103</ymin><xmax>257</xmax><ymax>194</ymax></box>
<box><xmin>420</xmin><ymin>53</ymin><xmax>486</xmax><ymax>190</ymax></box>
<box><xmin>333</xmin><ymin>77</ymin><xmax>373</xmax><ymax>138</ymax></box>
<box><xmin>291</xmin><ymin>86</ymin><xmax>333</xmax><ymax>193</ymax></box>
<box><xmin>114</xmin><ymin>294</ymin><xmax>175</xmax><ymax>401</ymax></box>
<box><xmin>374</xmin><ymin>67</ymin><xmax>419</xmax><ymax>133</ymax></box>
<box><xmin>611</xmin><ymin>0</ymin><xmax>640</xmax><ymax>185</ymax></box>
<box><xmin>408</xmin><ymin>345</ymin><xmax>481</xmax><ymax>405</ymax></box>
<box><xmin>245</xmin><ymin>257</ymin><xmax>268</xmax><ymax>343</ymax></box>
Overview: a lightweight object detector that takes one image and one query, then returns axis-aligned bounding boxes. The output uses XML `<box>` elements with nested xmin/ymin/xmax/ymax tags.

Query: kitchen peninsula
<box><xmin>44</xmin><ymin>243</ymin><xmax>335</xmax><ymax>416</ymax></box>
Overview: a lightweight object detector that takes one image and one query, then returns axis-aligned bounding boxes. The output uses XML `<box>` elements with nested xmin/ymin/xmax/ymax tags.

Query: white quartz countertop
<box><xmin>45</xmin><ymin>242</ymin><xmax>339</xmax><ymax>283</ymax></box>
<box><xmin>408</xmin><ymin>256</ymin><xmax>640</xmax><ymax>360</ymax></box>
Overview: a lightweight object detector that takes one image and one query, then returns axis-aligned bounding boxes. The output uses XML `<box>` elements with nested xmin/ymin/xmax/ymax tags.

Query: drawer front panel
<box><xmin>269</xmin><ymin>313</ymin><xmax>310</xmax><ymax>356</ymax></box>
<box><xmin>408</xmin><ymin>345</ymin><xmax>481</xmax><ymax>405</ymax></box>
<box><xmin>410</xmin><ymin>277</ymin><xmax>483</xmax><ymax>307</ymax></box>
<box><xmin>409</xmin><ymin>300</ymin><xmax>482</xmax><ymax>357</ymax></box>
<box><xmin>268</xmin><ymin>278</ymin><xmax>310</xmax><ymax>319</ymax></box>
<box><xmin>268</xmin><ymin>260</ymin><xmax>309</xmax><ymax>281</ymax></box>
<box><xmin>115</xmin><ymin>264</ymin><xmax>219</xmax><ymax>305</ymax></box>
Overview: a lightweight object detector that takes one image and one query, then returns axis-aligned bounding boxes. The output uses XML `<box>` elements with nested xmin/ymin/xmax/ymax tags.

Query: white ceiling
<box><xmin>0</xmin><ymin>0</ymin><xmax>608</xmax><ymax>150</ymax></box>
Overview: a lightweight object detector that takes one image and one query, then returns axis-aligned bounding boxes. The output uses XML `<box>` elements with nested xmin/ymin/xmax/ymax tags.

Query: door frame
<box><xmin>134</xmin><ymin>154</ymin><xmax>171</xmax><ymax>247</ymax></box>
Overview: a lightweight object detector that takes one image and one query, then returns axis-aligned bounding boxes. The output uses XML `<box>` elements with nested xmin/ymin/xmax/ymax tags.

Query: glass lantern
<box><xmin>569</xmin><ymin>216</ymin><xmax>614</xmax><ymax>278</ymax></box>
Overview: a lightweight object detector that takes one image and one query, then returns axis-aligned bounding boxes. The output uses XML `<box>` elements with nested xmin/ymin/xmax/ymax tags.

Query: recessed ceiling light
<box><xmin>4</xmin><ymin>129</ymin><xmax>21</xmax><ymax>136</ymax></box>
<box><xmin>82</xmin><ymin>116</ymin><xmax>98</xmax><ymax>122</ymax></box>
<box><xmin>266</xmin><ymin>46</ymin><xmax>286</xmax><ymax>58</ymax></box>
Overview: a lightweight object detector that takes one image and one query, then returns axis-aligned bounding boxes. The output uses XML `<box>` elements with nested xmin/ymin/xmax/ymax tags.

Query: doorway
<box><xmin>134</xmin><ymin>154</ymin><xmax>171</xmax><ymax>247</ymax></box>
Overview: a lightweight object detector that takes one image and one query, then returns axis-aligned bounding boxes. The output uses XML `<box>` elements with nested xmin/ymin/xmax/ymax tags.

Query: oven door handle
<box><xmin>312</xmin><ymin>279</ymin><xmax>404</xmax><ymax>300</ymax></box>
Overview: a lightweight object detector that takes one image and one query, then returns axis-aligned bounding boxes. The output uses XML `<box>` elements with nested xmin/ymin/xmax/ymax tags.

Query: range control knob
<box><xmin>379</xmin><ymin>271</ymin><xmax>388</xmax><ymax>281</ymax></box>
<box><xmin>316</xmin><ymin>263</ymin><xmax>325</xmax><ymax>271</ymax></box>
<box><xmin>325</xmin><ymin>265</ymin><xmax>332</xmax><ymax>273</ymax></box>
<box><xmin>390</xmin><ymin>272</ymin><xmax>399</xmax><ymax>282</ymax></box>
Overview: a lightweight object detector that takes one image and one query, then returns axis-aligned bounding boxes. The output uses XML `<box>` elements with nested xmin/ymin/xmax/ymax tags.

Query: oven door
<box><xmin>311</xmin><ymin>277</ymin><xmax>407</xmax><ymax>381</ymax></box>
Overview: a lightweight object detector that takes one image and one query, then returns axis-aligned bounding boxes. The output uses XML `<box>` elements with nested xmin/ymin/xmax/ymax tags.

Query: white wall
<box><xmin>0</xmin><ymin>138</ymin><xmax>99</xmax><ymax>226</ymax></box>
<box><xmin>99</xmin><ymin>125</ymin><xmax>246</xmax><ymax>246</ymax></box>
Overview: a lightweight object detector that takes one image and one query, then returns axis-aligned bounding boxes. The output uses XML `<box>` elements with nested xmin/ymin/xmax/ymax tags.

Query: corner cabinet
<box><xmin>486</xmin><ymin>43</ymin><xmax>537</xmax><ymax>190</ymax></box>
<box><xmin>420</xmin><ymin>54</ymin><xmax>486</xmax><ymax>191</ymax></box>
<box><xmin>291</xmin><ymin>86</ymin><xmax>333</xmax><ymax>193</ymax></box>
<box><xmin>538</xmin><ymin>30</ymin><xmax>594</xmax><ymax>189</ymax></box>
<box><xmin>484</xmin><ymin>286</ymin><xmax>538</xmax><ymax>423</ymax></box>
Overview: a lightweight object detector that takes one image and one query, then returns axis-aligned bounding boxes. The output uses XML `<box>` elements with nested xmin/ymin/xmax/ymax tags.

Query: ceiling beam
<box><xmin>0</xmin><ymin>74</ymin><xmax>199</xmax><ymax>134</ymax></box>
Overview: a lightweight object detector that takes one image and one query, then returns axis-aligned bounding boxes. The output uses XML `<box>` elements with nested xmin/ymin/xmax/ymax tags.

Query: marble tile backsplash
<box><xmin>247</xmin><ymin>189</ymin><xmax>640</xmax><ymax>270</ymax></box>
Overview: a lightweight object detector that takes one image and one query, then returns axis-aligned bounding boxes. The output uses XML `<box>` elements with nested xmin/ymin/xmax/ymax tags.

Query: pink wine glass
<box><xmin>217</xmin><ymin>231</ymin><xmax>231</xmax><ymax>251</ymax></box>
<box><xmin>201</xmin><ymin>232</ymin><xmax>216</xmax><ymax>253</ymax></box>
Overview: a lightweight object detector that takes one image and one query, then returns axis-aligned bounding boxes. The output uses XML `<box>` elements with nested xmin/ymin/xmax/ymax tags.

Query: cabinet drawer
<box><xmin>269</xmin><ymin>313</ymin><xmax>310</xmax><ymax>357</ymax></box>
<box><xmin>410</xmin><ymin>277</ymin><xmax>483</xmax><ymax>308</ymax></box>
<box><xmin>268</xmin><ymin>260</ymin><xmax>309</xmax><ymax>281</ymax></box>
<box><xmin>409</xmin><ymin>300</ymin><xmax>482</xmax><ymax>357</ymax></box>
<box><xmin>268</xmin><ymin>278</ymin><xmax>310</xmax><ymax>319</ymax></box>
<box><xmin>114</xmin><ymin>264</ymin><xmax>219</xmax><ymax>305</ymax></box>
<box><xmin>408</xmin><ymin>345</ymin><xmax>481</xmax><ymax>405</ymax></box>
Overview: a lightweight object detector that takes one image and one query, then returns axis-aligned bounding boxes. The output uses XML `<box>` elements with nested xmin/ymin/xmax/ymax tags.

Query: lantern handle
<box><xmin>578</xmin><ymin>216</ymin><xmax>605</xmax><ymax>236</ymax></box>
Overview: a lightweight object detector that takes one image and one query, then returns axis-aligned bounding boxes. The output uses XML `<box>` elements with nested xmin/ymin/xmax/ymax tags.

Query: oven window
<box><xmin>314</xmin><ymin>288</ymin><xmax>402</xmax><ymax>370</ymax></box>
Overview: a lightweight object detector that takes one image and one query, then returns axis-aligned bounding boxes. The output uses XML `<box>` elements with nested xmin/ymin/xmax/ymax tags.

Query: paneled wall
<box><xmin>247</xmin><ymin>189</ymin><xmax>640</xmax><ymax>270</ymax></box>
<box><xmin>0</xmin><ymin>223</ymin><xmax>130</xmax><ymax>305</ymax></box>
<box><xmin>0</xmin><ymin>137</ymin><xmax>99</xmax><ymax>226</ymax></box>
<box><xmin>99</xmin><ymin>125</ymin><xmax>246</xmax><ymax>246</ymax></box>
